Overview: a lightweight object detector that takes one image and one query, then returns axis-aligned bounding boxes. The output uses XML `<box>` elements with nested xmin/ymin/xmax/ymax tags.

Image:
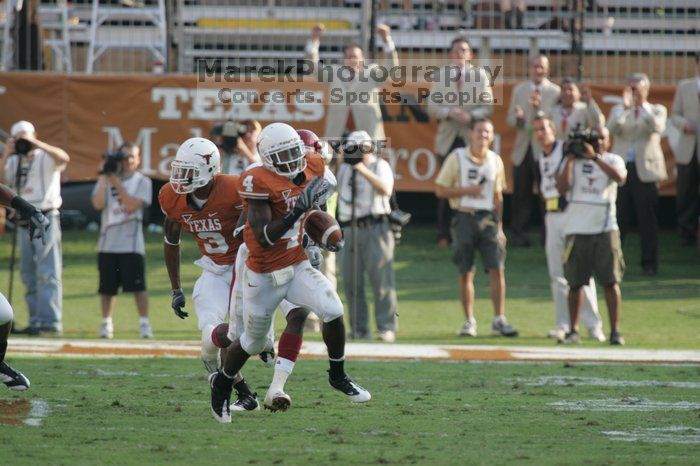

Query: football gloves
<box><xmin>295</xmin><ymin>176</ymin><xmax>333</xmax><ymax>212</ymax></box>
<box><xmin>171</xmin><ymin>288</ymin><xmax>188</xmax><ymax>319</ymax></box>
<box><xmin>305</xmin><ymin>245</ymin><xmax>324</xmax><ymax>270</ymax></box>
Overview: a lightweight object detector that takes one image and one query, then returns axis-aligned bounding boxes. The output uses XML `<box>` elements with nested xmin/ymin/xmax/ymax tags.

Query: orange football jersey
<box><xmin>238</xmin><ymin>155</ymin><xmax>326</xmax><ymax>273</ymax></box>
<box><xmin>159</xmin><ymin>174</ymin><xmax>243</xmax><ymax>265</ymax></box>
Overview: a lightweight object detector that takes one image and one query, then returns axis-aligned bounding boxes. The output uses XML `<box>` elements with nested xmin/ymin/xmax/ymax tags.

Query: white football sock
<box><xmin>269</xmin><ymin>357</ymin><xmax>295</xmax><ymax>393</ymax></box>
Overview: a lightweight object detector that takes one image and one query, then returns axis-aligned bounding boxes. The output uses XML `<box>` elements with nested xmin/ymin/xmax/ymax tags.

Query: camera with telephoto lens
<box><xmin>14</xmin><ymin>138</ymin><xmax>34</xmax><ymax>156</ymax></box>
<box><xmin>221</xmin><ymin>120</ymin><xmax>248</xmax><ymax>153</ymax></box>
<box><xmin>566</xmin><ymin>124</ymin><xmax>601</xmax><ymax>159</ymax></box>
<box><xmin>99</xmin><ymin>150</ymin><xmax>126</xmax><ymax>175</ymax></box>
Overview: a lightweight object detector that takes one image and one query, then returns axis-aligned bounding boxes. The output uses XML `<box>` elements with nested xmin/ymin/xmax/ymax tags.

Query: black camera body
<box><xmin>14</xmin><ymin>138</ymin><xmax>34</xmax><ymax>156</ymax></box>
<box><xmin>99</xmin><ymin>150</ymin><xmax>126</xmax><ymax>175</ymax></box>
<box><xmin>388</xmin><ymin>208</ymin><xmax>411</xmax><ymax>243</ymax></box>
<box><xmin>566</xmin><ymin>124</ymin><xmax>601</xmax><ymax>159</ymax></box>
<box><xmin>342</xmin><ymin>141</ymin><xmax>374</xmax><ymax>166</ymax></box>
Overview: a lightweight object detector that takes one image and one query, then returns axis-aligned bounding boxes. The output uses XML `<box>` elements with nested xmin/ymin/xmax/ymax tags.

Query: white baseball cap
<box><xmin>11</xmin><ymin>120</ymin><xmax>35</xmax><ymax>137</ymax></box>
<box><xmin>346</xmin><ymin>130</ymin><xmax>372</xmax><ymax>145</ymax></box>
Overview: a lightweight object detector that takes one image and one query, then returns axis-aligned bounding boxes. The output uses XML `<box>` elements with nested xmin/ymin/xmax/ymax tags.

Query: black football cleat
<box><xmin>208</xmin><ymin>372</ymin><xmax>232</xmax><ymax>423</ymax></box>
<box><xmin>231</xmin><ymin>392</ymin><xmax>260</xmax><ymax>412</ymax></box>
<box><xmin>328</xmin><ymin>371</ymin><xmax>371</xmax><ymax>403</ymax></box>
<box><xmin>0</xmin><ymin>361</ymin><xmax>31</xmax><ymax>391</ymax></box>
<box><xmin>610</xmin><ymin>330</ymin><xmax>625</xmax><ymax>346</ymax></box>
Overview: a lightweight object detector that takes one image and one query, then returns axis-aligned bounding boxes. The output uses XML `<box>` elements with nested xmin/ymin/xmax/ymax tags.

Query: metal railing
<box><xmin>0</xmin><ymin>0</ymin><xmax>697</xmax><ymax>83</ymax></box>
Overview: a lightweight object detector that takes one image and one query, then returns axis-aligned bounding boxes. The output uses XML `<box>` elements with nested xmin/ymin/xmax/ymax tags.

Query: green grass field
<box><xmin>1</xmin><ymin>226</ymin><xmax>699</xmax><ymax>464</ymax></box>
<box><xmin>0</xmin><ymin>225</ymin><xmax>698</xmax><ymax>348</ymax></box>
<box><xmin>2</xmin><ymin>358</ymin><xmax>699</xmax><ymax>465</ymax></box>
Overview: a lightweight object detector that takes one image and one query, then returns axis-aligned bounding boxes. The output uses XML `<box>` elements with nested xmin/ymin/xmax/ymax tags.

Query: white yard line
<box><xmin>7</xmin><ymin>338</ymin><xmax>700</xmax><ymax>364</ymax></box>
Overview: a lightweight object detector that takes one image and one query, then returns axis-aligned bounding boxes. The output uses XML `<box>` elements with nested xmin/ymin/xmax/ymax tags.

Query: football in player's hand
<box><xmin>304</xmin><ymin>210</ymin><xmax>343</xmax><ymax>251</ymax></box>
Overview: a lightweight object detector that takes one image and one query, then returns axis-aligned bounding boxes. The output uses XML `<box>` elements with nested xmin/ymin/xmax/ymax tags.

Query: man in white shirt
<box><xmin>435</xmin><ymin>118</ymin><xmax>518</xmax><ymax>338</ymax></box>
<box><xmin>337</xmin><ymin>131</ymin><xmax>397</xmax><ymax>342</ymax></box>
<box><xmin>532</xmin><ymin>113</ymin><xmax>605</xmax><ymax>342</ymax></box>
<box><xmin>212</xmin><ymin>120</ymin><xmax>261</xmax><ymax>176</ymax></box>
<box><xmin>0</xmin><ymin>120</ymin><xmax>69</xmax><ymax>335</ymax></box>
<box><xmin>91</xmin><ymin>142</ymin><xmax>153</xmax><ymax>339</ymax></box>
<box><xmin>556</xmin><ymin>128</ymin><xmax>627</xmax><ymax>345</ymax></box>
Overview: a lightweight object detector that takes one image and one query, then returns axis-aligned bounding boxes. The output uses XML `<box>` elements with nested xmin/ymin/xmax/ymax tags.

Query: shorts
<box><xmin>450</xmin><ymin>211</ymin><xmax>505</xmax><ymax>274</ymax></box>
<box><xmin>564</xmin><ymin>230</ymin><xmax>625</xmax><ymax>287</ymax></box>
<box><xmin>98</xmin><ymin>252</ymin><xmax>146</xmax><ymax>295</ymax></box>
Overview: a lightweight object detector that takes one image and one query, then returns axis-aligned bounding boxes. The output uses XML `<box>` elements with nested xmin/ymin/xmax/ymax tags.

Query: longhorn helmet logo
<box><xmin>198</xmin><ymin>152</ymin><xmax>214</xmax><ymax>165</ymax></box>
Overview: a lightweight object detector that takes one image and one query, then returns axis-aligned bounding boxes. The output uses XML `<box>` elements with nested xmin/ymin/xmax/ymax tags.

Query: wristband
<box><xmin>10</xmin><ymin>195</ymin><xmax>37</xmax><ymax>218</ymax></box>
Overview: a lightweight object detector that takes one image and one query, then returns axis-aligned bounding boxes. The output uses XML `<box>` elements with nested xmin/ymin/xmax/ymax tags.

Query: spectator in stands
<box><xmin>556</xmin><ymin>127</ymin><xmax>627</xmax><ymax>345</ymax></box>
<box><xmin>91</xmin><ymin>142</ymin><xmax>153</xmax><ymax>339</ymax></box>
<box><xmin>507</xmin><ymin>54</ymin><xmax>561</xmax><ymax>246</ymax></box>
<box><xmin>670</xmin><ymin>52</ymin><xmax>700</xmax><ymax>246</ymax></box>
<box><xmin>549</xmin><ymin>78</ymin><xmax>605</xmax><ymax>139</ymax></box>
<box><xmin>501</xmin><ymin>0</ymin><xmax>525</xmax><ymax>29</ymax></box>
<box><xmin>336</xmin><ymin>131</ymin><xmax>398</xmax><ymax>342</ymax></box>
<box><xmin>428</xmin><ymin>36</ymin><xmax>494</xmax><ymax>248</ymax></box>
<box><xmin>532</xmin><ymin>112</ymin><xmax>605</xmax><ymax>342</ymax></box>
<box><xmin>210</xmin><ymin>120</ymin><xmax>260</xmax><ymax>176</ymax></box>
<box><xmin>0</xmin><ymin>120</ymin><xmax>69</xmax><ymax>335</ymax></box>
<box><xmin>435</xmin><ymin>118</ymin><xmax>518</xmax><ymax>338</ymax></box>
<box><xmin>608</xmin><ymin>73</ymin><xmax>667</xmax><ymax>276</ymax></box>
<box><xmin>305</xmin><ymin>23</ymin><xmax>398</xmax><ymax>141</ymax></box>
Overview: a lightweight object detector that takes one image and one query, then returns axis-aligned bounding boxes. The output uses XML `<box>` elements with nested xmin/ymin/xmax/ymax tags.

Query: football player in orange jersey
<box><xmin>209</xmin><ymin>123</ymin><xmax>370</xmax><ymax>423</ymax></box>
<box><xmin>159</xmin><ymin>137</ymin><xmax>259</xmax><ymax>411</ymax></box>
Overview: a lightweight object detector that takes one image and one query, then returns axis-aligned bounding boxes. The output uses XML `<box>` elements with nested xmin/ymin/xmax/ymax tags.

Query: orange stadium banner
<box><xmin>0</xmin><ymin>72</ymin><xmax>680</xmax><ymax>194</ymax></box>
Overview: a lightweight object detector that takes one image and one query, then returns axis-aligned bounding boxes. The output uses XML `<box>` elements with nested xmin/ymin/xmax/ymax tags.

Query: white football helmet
<box><xmin>170</xmin><ymin>137</ymin><xmax>220</xmax><ymax>194</ymax></box>
<box><xmin>257</xmin><ymin>123</ymin><xmax>306</xmax><ymax>178</ymax></box>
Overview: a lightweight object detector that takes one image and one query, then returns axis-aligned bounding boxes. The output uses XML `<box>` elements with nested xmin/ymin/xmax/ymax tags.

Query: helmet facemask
<box><xmin>170</xmin><ymin>161</ymin><xmax>208</xmax><ymax>194</ymax></box>
<box><xmin>264</xmin><ymin>142</ymin><xmax>307</xmax><ymax>178</ymax></box>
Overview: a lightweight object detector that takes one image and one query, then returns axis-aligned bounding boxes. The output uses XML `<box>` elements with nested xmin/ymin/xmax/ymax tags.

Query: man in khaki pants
<box><xmin>428</xmin><ymin>36</ymin><xmax>493</xmax><ymax>247</ymax></box>
<box><xmin>670</xmin><ymin>53</ymin><xmax>700</xmax><ymax>246</ymax></box>
<box><xmin>507</xmin><ymin>55</ymin><xmax>560</xmax><ymax>247</ymax></box>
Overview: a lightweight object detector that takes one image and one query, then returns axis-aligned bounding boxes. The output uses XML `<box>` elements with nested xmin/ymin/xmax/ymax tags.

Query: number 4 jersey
<box><xmin>159</xmin><ymin>174</ymin><xmax>243</xmax><ymax>265</ymax></box>
<box><xmin>238</xmin><ymin>156</ymin><xmax>330</xmax><ymax>274</ymax></box>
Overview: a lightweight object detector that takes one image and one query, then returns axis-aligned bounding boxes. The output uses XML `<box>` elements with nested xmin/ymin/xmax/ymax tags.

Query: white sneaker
<box><xmin>547</xmin><ymin>328</ymin><xmax>567</xmax><ymax>340</ymax></box>
<box><xmin>379</xmin><ymin>330</ymin><xmax>396</xmax><ymax>343</ymax></box>
<box><xmin>491</xmin><ymin>316</ymin><xmax>518</xmax><ymax>337</ymax></box>
<box><xmin>139</xmin><ymin>321</ymin><xmax>154</xmax><ymax>339</ymax></box>
<box><xmin>99</xmin><ymin>321</ymin><xmax>113</xmax><ymax>339</ymax></box>
<box><xmin>458</xmin><ymin>318</ymin><xmax>477</xmax><ymax>337</ymax></box>
<box><xmin>588</xmin><ymin>326</ymin><xmax>606</xmax><ymax>342</ymax></box>
<box><xmin>263</xmin><ymin>389</ymin><xmax>291</xmax><ymax>412</ymax></box>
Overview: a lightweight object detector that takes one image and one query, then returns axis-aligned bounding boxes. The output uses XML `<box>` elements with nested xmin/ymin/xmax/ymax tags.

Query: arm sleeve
<box><xmin>4</xmin><ymin>156</ymin><xmax>17</xmax><ymax>185</ymax></box>
<box><xmin>238</xmin><ymin>171</ymin><xmax>270</xmax><ymax>200</ymax></box>
<box><xmin>494</xmin><ymin>157</ymin><xmax>506</xmax><ymax>193</ymax></box>
<box><xmin>376</xmin><ymin>159</ymin><xmax>394</xmax><ymax>194</ymax></box>
<box><xmin>138</xmin><ymin>176</ymin><xmax>153</xmax><ymax>206</ymax></box>
<box><xmin>468</xmin><ymin>68</ymin><xmax>494</xmax><ymax>119</ymax></box>
<box><xmin>426</xmin><ymin>80</ymin><xmax>451</xmax><ymax>121</ymax></box>
<box><xmin>506</xmin><ymin>84</ymin><xmax>524</xmax><ymax>129</ymax></box>
<box><xmin>435</xmin><ymin>152</ymin><xmax>458</xmax><ymax>188</ymax></box>
<box><xmin>670</xmin><ymin>83</ymin><xmax>691</xmax><ymax>129</ymax></box>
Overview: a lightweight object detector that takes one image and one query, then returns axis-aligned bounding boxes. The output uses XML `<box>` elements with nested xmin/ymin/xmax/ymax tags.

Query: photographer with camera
<box><xmin>91</xmin><ymin>142</ymin><xmax>153</xmax><ymax>339</ymax></box>
<box><xmin>337</xmin><ymin>131</ymin><xmax>398</xmax><ymax>342</ymax></box>
<box><xmin>211</xmin><ymin>120</ymin><xmax>260</xmax><ymax>176</ymax></box>
<box><xmin>556</xmin><ymin>127</ymin><xmax>627</xmax><ymax>345</ymax></box>
<box><xmin>0</xmin><ymin>120</ymin><xmax>69</xmax><ymax>335</ymax></box>
<box><xmin>532</xmin><ymin>113</ymin><xmax>605</xmax><ymax>343</ymax></box>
